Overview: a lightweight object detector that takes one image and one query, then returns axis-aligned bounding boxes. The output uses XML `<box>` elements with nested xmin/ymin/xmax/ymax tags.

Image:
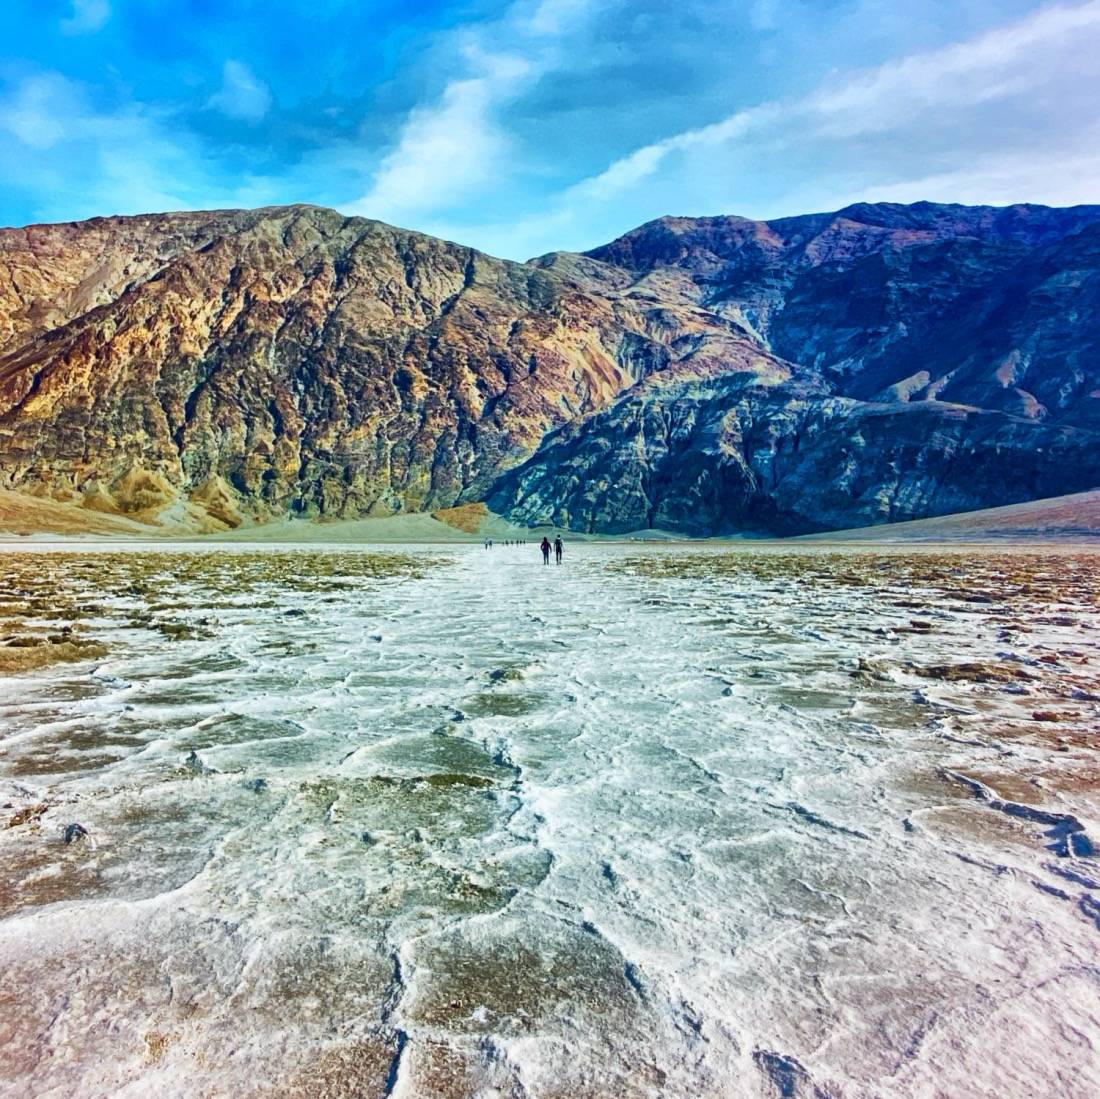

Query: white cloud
<box><xmin>0</xmin><ymin>73</ymin><xmax>219</xmax><ymax>221</ymax></box>
<box><xmin>349</xmin><ymin>65</ymin><xmax>527</xmax><ymax>225</ymax></box>
<box><xmin>60</xmin><ymin>0</ymin><xmax>111</xmax><ymax>35</ymax></box>
<box><xmin>528</xmin><ymin>0</ymin><xmax>593</xmax><ymax>35</ymax></box>
<box><xmin>806</xmin><ymin>0</ymin><xmax>1100</xmax><ymax>136</ymax></box>
<box><xmin>207</xmin><ymin>61</ymin><xmax>272</xmax><ymax>123</ymax></box>
<box><xmin>569</xmin><ymin>105</ymin><xmax>777</xmax><ymax>204</ymax></box>
<box><xmin>0</xmin><ymin>73</ymin><xmax>81</xmax><ymax>150</ymax></box>
<box><xmin>346</xmin><ymin>0</ymin><xmax>595</xmax><ymax>225</ymax></box>
<box><xmin>569</xmin><ymin>1</ymin><xmax>1100</xmax><ymax>203</ymax></box>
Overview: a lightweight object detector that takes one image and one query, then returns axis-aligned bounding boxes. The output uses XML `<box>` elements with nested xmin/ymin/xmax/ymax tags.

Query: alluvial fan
<box><xmin>0</xmin><ymin>543</ymin><xmax>1098</xmax><ymax>1098</ymax></box>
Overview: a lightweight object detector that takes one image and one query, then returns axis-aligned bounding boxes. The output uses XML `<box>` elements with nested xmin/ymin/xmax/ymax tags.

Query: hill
<box><xmin>2</xmin><ymin>201</ymin><xmax>1098</xmax><ymax>535</ymax></box>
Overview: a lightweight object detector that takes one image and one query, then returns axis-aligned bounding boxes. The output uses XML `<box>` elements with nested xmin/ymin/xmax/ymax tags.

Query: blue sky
<box><xmin>1</xmin><ymin>1</ymin><xmax>1098</xmax><ymax>257</ymax></box>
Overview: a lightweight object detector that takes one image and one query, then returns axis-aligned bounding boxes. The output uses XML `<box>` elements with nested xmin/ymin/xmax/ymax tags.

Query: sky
<box><xmin>0</xmin><ymin>0</ymin><xmax>1098</xmax><ymax>258</ymax></box>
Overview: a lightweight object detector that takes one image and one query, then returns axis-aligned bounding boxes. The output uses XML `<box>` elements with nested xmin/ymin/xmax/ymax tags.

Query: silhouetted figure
<box><xmin>554</xmin><ymin>536</ymin><xmax>563</xmax><ymax>564</ymax></box>
<box><xmin>541</xmin><ymin>537</ymin><xmax>551</xmax><ymax>564</ymax></box>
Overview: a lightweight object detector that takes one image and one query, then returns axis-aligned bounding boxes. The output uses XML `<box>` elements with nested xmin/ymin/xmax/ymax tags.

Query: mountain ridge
<box><xmin>1</xmin><ymin>199</ymin><xmax>1098</xmax><ymax>535</ymax></box>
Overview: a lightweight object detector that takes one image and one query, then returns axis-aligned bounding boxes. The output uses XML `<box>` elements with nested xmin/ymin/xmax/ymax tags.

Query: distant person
<box><xmin>554</xmin><ymin>536</ymin><xmax>563</xmax><ymax>564</ymax></box>
<box><xmin>541</xmin><ymin>537</ymin><xmax>551</xmax><ymax>564</ymax></box>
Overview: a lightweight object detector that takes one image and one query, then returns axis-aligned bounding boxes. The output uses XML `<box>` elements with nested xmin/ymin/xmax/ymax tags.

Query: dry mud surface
<box><xmin>1</xmin><ymin>543</ymin><xmax>1098</xmax><ymax>1098</ymax></box>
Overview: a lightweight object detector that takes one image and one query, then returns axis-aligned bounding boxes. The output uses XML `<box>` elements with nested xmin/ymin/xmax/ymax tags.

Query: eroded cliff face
<box><xmin>566</xmin><ymin>202</ymin><xmax>1100</xmax><ymax>428</ymax></box>
<box><xmin>0</xmin><ymin>210</ymin><xmax>261</xmax><ymax>356</ymax></box>
<box><xmin>1</xmin><ymin>200</ymin><xmax>1098</xmax><ymax>535</ymax></box>
<box><xmin>511</xmin><ymin>201</ymin><xmax>1100</xmax><ymax>533</ymax></box>
<box><xmin>488</xmin><ymin>373</ymin><xmax>1100</xmax><ymax>536</ymax></box>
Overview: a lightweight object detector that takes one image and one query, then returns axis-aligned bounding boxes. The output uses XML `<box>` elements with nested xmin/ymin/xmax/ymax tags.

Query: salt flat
<box><xmin>1</xmin><ymin>543</ymin><xmax>1098</xmax><ymax>1098</ymax></box>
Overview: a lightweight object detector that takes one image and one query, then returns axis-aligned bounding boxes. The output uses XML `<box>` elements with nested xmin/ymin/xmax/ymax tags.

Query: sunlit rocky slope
<box><xmin>2</xmin><ymin>201</ymin><xmax>1099</xmax><ymax>535</ymax></box>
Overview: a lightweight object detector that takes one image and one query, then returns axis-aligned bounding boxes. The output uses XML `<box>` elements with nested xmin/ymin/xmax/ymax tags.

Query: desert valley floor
<box><xmin>1</xmin><ymin>542</ymin><xmax>1098</xmax><ymax>1098</ymax></box>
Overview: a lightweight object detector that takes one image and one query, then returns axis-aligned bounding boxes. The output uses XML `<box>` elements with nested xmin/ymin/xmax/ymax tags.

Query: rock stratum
<box><xmin>1</xmin><ymin>200</ymin><xmax>1099</xmax><ymax>535</ymax></box>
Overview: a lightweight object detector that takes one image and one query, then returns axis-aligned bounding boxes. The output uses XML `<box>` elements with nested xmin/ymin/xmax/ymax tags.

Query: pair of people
<box><xmin>540</xmin><ymin>536</ymin><xmax>563</xmax><ymax>564</ymax></box>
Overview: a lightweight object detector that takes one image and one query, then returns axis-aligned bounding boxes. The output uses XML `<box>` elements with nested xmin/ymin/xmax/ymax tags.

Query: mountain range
<box><xmin>1</xmin><ymin>199</ymin><xmax>1098</xmax><ymax>535</ymax></box>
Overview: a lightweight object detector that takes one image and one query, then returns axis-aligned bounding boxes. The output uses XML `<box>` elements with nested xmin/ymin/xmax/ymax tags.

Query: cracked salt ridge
<box><xmin>941</xmin><ymin>769</ymin><xmax>1096</xmax><ymax>857</ymax></box>
<box><xmin>1</xmin><ymin>544</ymin><xmax>1099</xmax><ymax>1097</ymax></box>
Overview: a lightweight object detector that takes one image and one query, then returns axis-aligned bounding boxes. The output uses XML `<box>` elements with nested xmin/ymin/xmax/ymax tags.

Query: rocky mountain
<box><xmin>0</xmin><ymin>205</ymin><xmax>767</xmax><ymax>528</ymax></box>
<box><xmin>506</xmin><ymin>201</ymin><xmax>1100</xmax><ymax>533</ymax></box>
<box><xmin>1</xmin><ymin>200</ymin><xmax>1099</xmax><ymax>535</ymax></box>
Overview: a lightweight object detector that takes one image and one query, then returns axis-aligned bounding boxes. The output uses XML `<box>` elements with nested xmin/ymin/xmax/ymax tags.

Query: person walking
<box><xmin>540</xmin><ymin>537</ymin><xmax>551</xmax><ymax>564</ymax></box>
<box><xmin>554</xmin><ymin>536</ymin><xmax>563</xmax><ymax>564</ymax></box>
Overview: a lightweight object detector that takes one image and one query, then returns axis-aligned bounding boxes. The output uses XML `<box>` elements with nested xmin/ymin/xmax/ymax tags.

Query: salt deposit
<box><xmin>1</xmin><ymin>543</ymin><xmax>1097</xmax><ymax>1098</ymax></box>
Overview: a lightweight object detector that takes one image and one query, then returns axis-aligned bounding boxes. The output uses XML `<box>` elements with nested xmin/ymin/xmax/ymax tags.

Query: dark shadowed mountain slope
<box><xmin>487</xmin><ymin>372</ymin><xmax>1100</xmax><ymax>536</ymax></box>
<box><xmin>564</xmin><ymin>202</ymin><xmax>1100</xmax><ymax>424</ymax></box>
<box><xmin>503</xmin><ymin>201</ymin><xmax>1100</xmax><ymax>533</ymax></box>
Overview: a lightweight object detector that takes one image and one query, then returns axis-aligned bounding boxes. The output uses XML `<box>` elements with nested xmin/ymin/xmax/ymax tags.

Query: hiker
<box><xmin>541</xmin><ymin>537</ymin><xmax>551</xmax><ymax>564</ymax></box>
<box><xmin>554</xmin><ymin>536</ymin><xmax>563</xmax><ymax>564</ymax></box>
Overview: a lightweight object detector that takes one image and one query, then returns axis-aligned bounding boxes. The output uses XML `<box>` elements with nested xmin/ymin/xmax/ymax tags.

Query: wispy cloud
<box><xmin>0</xmin><ymin>72</ymin><xmax>221</xmax><ymax>221</ymax></box>
<box><xmin>60</xmin><ymin>0</ymin><xmax>110</xmax><ymax>36</ymax></box>
<box><xmin>347</xmin><ymin>0</ymin><xmax>596</xmax><ymax>225</ymax></box>
<box><xmin>571</xmin><ymin>1</ymin><xmax>1100</xmax><ymax>203</ymax></box>
<box><xmin>207</xmin><ymin>61</ymin><xmax>272</xmax><ymax>123</ymax></box>
<box><xmin>0</xmin><ymin>73</ymin><xmax>81</xmax><ymax>150</ymax></box>
<box><xmin>350</xmin><ymin>56</ymin><xmax>531</xmax><ymax>225</ymax></box>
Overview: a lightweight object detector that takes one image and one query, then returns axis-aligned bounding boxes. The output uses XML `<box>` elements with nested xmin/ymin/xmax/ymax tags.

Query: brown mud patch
<box><xmin>606</xmin><ymin>547</ymin><xmax>1100</xmax><ymax>607</ymax></box>
<box><xmin>405</xmin><ymin>928</ymin><xmax>640</xmax><ymax>1035</ymax></box>
<box><xmin>432</xmin><ymin>502</ymin><xmax>489</xmax><ymax>534</ymax></box>
<box><xmin>911</xmin><ymin>661</ymin><xmax>1032</xmax><ymax>684</ymax></box>
<box><xmin>0</xmin><ymin>636</ymin><xmax>109</xmax><ymax>674</ymax></box>
<box><xmin>268</xmin><ymin>1036</ymin><xmax>399</xmax><ymax>1099</ymax></box>
<box><xmin>461</xmin><ymin>692</ymin><xmax>540</xmax><ymax>718</ymax></box>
